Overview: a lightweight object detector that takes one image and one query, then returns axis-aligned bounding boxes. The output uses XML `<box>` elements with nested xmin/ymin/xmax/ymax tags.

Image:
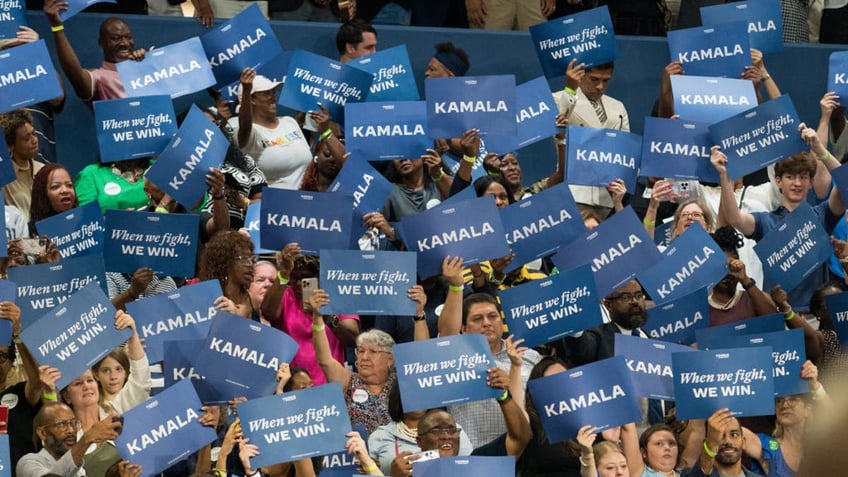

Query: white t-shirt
<box><xmin>232</xmin><ymin>116</ymin><xmax>312</xmax><ymax>190</ymax></box>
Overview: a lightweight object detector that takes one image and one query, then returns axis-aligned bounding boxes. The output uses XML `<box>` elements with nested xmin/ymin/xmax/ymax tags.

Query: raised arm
<box><xmin>620</xmin><ymin>422</ymin><xmax>644</xmax><ymax>477</ymax></box>
<box><xmin>771</xmin><ymin>285</ymin><xmax>823</xmax><ymax>365</ymax></box>
<box><xmin>204</xmin><ymin>168</ymin><xmax>230</xmax><ymax>236</ymax></box>
<box><xmin>801</xmin><ymin>122</ymin><xmax>846</xmax><ymax>215</ymax></box>
<box><xmin>712</xmin><ymin>146</ymin><xmax>755</xmax><ymax>237</ymax></box>
<box><xmin>44</xmin><ymin>0</ymin><xmax>93</xmax><ymax>100</ymax></box>
<box><xmin>261</xmin><ymin>243</ymin><xmax>300</xmax><ymax>326</ymax></box>
<box><xmin>576</xmin><ymin>425</ymin><xmax>600</xmax><ymax>477</ymax></box>
<box><xmin>437</xmin><ymin>256</ymin><xmax>466</xmax><ymax>337</ymax></box>
<box><xmin>309</xmin><ymin>289</ymin><xmax>352</xmax><ymax>388</ymax></box>
<box><xmin>409</xmin><ymin>285</ymin><xmax>430</xmax><ymax>341</ymax></box>
<box><xmin>487</xmin><ymin>367</ymin><xmax>531</xmax><ymax>458</ymax></box>
<box><xmin>727</xmin><ymin>258</ymin><xmax>775</xmax><ymax>316</ymax></box>
<box><xmin>817</xmin><ymin>92</ymin><xmax>840</xmax><ymax>148</ymax></box>
<box><xmin>658</xmin><ymin>61</ymin><xmax>684</xmax><ymax>118</ymax></box>
<box><xmin>237</xmin><ymin>68</ymin><xmax>256</xmax><ymax>148</ymax></box>
<box><xmin>423</xmin><ymin>148</ymin><xmax>452</xmax><ymax>199</ymax></box>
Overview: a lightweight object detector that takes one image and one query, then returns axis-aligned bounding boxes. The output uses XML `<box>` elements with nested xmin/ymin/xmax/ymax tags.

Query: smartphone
<box><xmin>20</xmin><ymin>238</ymin><xmax>46</xmax><ymax>256</ymax></box>
<box><xmin>0</xmin><ymin>406</ymin><xmax>7</xmax><ymax>433</ymax></box>
<box><xmin>301</xmin><ymin>277</ymin><xmax>318</xmax><ymax>312</ymax></box>
<box><xmin>415</xmin><ymin>450</ymin><xmax>440</xmax><ymax>462</ymax></box>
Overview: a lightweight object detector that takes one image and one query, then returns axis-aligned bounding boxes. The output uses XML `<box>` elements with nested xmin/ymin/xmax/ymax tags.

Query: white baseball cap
<box><xmin>237</xmin><ymin>75</ymin><xmax>282</xmax><ymax>100</ymax></box>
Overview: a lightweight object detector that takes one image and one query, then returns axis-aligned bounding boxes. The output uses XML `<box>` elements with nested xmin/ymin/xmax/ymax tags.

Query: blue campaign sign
<box><xmin>0</xmin><ymin>130</ymin><xmax>13</xmax><ymax>187</ymax></box>
<box><xmin>0</xmin><ymin>40</ymin><xmax>63</xmax><ymax>114</ymax></box>
<box><xmin>259</xmin><ymin>188</ymin><xmax>355</xmax><ymax>255</ymax></box>
<box><xmin>485</xmin><ymin>76</ymin><xmax>560</xmax><ymax>154</ymax></box>
<box><xmin>0</xmin><ymin>0</ymin><xmax>25</xmax><ymax>40</ymax></box>
<box><xmin>194</xmin><ymin>311</ymin><xmax>299</xmax><ymax>399</ymax></box>
<box><xmin>279</xmin><ymin>49</ymin><xmax>372</xmax><ymax>122</ymax></box>
<box><xmin>637</xmin><ymin>224</ymin><xmax>727</xmax><ymax>306</ymax></box>
<box><xmin>117</xmin><ymin>37</ymin><xmax>215</xmax><ymax>99</ymax></box>
<box><xmin>59</xmin><ymin>0</ymin><xmax>115</xmax><ymax>21</ymax></box>
<box><xmin>415</xmin><ymin>456</ymin><xmax>515</xmax><ymax>477</ymax></box>
<box><xmin>694</xmin><ymin>313</ymin><xmax>785</xmax><ymax>346</ymax></box>
<box><xmin>615</xmin><ymin>334</ymin><xmax>696</xmax><ymax>400</ymax></box>
<box><xmin>565</xmin><ymin>126</ymin><xmax>642</xmax><ymax>193</ymax></box>
<box><xmin>552</xmin><ymin>207</ymin><xmax>662</xmax><ymax>297</ymax></box>
<box><xmin>9</xmin><ymin>254</ymin><xmax>107</xmax><ymax>328</ymax></box>
<box><xmin>825</xmin><ymin>291</ymin><xmax>848</xmax><ymax>348</ymax></box>
<box><xmin>639</xmin><ymin>117</ymin><xmax>718</xmax><ymax>183</ymax></box>
<box><xmin>200</xmin><ymin>4</ymin><xmax>284</xmax><ymax>88</ymax></box>
<box><xmin>352</xmin><ymin>45</ymin><xmax>419</xmax><ymax>102</ymax></box>
<box><xmin>500</xmin><ymin>182</ymin><xmax>583</xmax><ymax>269</ymax></box>
<box><xmin>0</xmin><ymin>279</ymin><xmax>16</xmax><ymax>346</ymax></box>
<box><xmin>318</xmin><ymin>423</ymin><xmax>367</xmax><ymax>473</ymax></box>
<box><xmin>327</xmin><ymin>157</ymin><xmax>394</xmax><ymax>218</ymax></box>
<box><xmin>20</xmin><ymin>282</ymin><xmax>130</xmax><ymax>389</ymax></box>
<box><xmin>711</xmin><ymin>95</ymin><xmax>806</xmax><ymax>180</ymax></box>
<box><xmin>698</xmin><ymin>328</ymin><xmax>806</xmax><ymax>396</ymax></box>
<box><xmin>400</xmin><ymin>196</ymin><xmax>511</xmax><ymax>279</ymax></box>
<box><xmin>753</xmin><ymin>202</ymin><xmax>831</xmax><ymax>293</ymax></box>
<box><xmin>237</xmin><ymin>382</ymin><xmax>352</xmax><ymax>467</ymax></box>
<box><xmin>115</xmin><ymin>379</ymin><xmax>217</xmax><ymax>475</ymax></box>
<box><xmin>104</xmin><ymin>210</ymin><xmax>200</xmax><ymax>277</ymax></box>
<box><xmin>700</xmin><ymin>0</ymin><xmax>784</xmax><ymax>54</ymax></box>
<box><xmin>667</xmin><ymin>22</ymin><xmax>751</xmax><ymax>78</ymax></box>
<box><xmin>499</xmin><ymin>264</ymin><xmax>602</xmax><ymax>348</ymax></box>
<box><xmin>644</xmin><ymin>288</ymin><xmax>710</xmax><ymax>345</ymax></box>
<box><xmin>36</xmin><ymin>202</ymin><xmax>105</xmax><ymax>259</ymax></box>
<box><xmin>219</xmin><ymin>51</ymin><xmax>291</xmax><ymax>104</ymax></box>
<box><xmin>425</xmin><ymin>75</ymin><xmax>517</xmax><ymax>138</ymax></box>
<box><xmin>145</xmin><ymin>105</ymin><xmax>229</xmax><ymax>208</ymax></box>
<box><xmin>163</xmin><ymin>339</ymin><xmax>228</xmax><ymax>404</ymax></box>
<box><xmin>528</xmin><ymin>356</ymin><xmax>641</xmax><ymax>442</ymax></box>
<box><xmin>672</xmin><ymin>347</ymin><xmax>774</xmax><ymax>419</ymax></box>
<box><xmin>127</xmin><ymin>280</ymin><xmax>222</xmax><ymax>364</ymax></box>
<box><xmin>344</xmin><ymin>101</ymin><xmax>430</xmax><ymax>161</ymax></box>
<box><xmin>395</xmin><ymin>334</ymin><xmax>501</xmax><ymax>412</ymax></box>
<box><xmin>0</xmin><ymin>433</ymin><xmax>9</xmax><ymax>477</ymax></box>
<box><xmin>528</xmin><ymin>6</ymin><xmax>617</xmax><ymax>79</ymax></box>
<box><xmin>827</xmin><ymin>51</ymin><xmax>848</xmax><ymax>100</ymax></box>
<box><xmin>245</xmin><ymin>202</ymin><xmax>275</xmax><ymax>254</ymax></box>
<box><xmin>320</xmin><ymin>249</ymin><xmax>417</xmax><ymax>316</ymax></box>
<box><xmin>671</xmin><ymin>75</ymin><xmax>757</xmax><ymax>124</ymax></box>
<box><xmin>93</xmin><ymin>95</ymin><xmax>177</xmax><ymax>162</ymax></box>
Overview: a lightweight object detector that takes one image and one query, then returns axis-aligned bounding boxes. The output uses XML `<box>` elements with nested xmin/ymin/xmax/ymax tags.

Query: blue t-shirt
<box><xmin>751</xmin><ymin>433</ymin><xmax>795</xmax><ymax>477</ymax></box>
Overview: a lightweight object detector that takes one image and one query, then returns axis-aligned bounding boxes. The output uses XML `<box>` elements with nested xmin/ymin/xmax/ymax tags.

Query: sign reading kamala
<box><xmin>827</xmin><ymin>51</ymin><xmax>848</xmax><ymax>100</ymax></box>
<box><xmin>528</xmin><ymin>356</ymin><xmax>641</xmax><ymax>442</ymax></box>
<box><xmin>699</xmin><ymin>328</ymin><xmax>807</xmax><ymax>396</ymax></box>
<box><xmin>499</xmin><ymin>183</ymin><xmax>583</xmax><ymax>270</ymax></box>
<box><xmin>667</xmin><ymin>22</ymin><xmax>751</xmax><ymax>78</ymax></box>
<box><xmin>127</xmin><ymin>280</ymin><xmax>222</xmax><ymax>364</ymax></box>
<box><xmin>672</xmin><ymin>347</ymin><xmax>774</xmax><ymax>420</ymax></box>
<box><xmin>259</xmin><ymin>188</ymin><xmax>355</xmax><ymax>255</ymax></box>
<box><xmin>244</xmin><ymin>202</ymin><xmax>274</xmax><ymax>254</ymax></box>
<box><xmin>529</xmin><ymin>6</ymin><xmax>617</xmax><ymax>79</ymax></box>
<box><xmin>499</xmin><ymin>264</ymin><xmax>602</xmax><ymax>348</ymax></box>
<box><xmin>639</xmin><ymin>117</ymin><xmax>718</xmax><ymax>183</ymax></box>
<box><xmin>238</xmin><ymin>383</ymin><xmax>351</xmax><ymax>467</ymax></box>
<box><xmin>565</xmin><ymin>126</ymin><xmax>642</xmax><ymax>193</ymax></box>
<box><xmin>415</xmin><ymin>456</ymin><xmax>516</xmax><ymax>477</ymax></box>
<box><xmin>484</xmin><ymin>76</ymin><xmax>561</xmax><ymax>155</ymax></box>
<box><xmin>344</xmin><ymin>101</ymin><xmax>430</xmax><ymax>161</ymax></box>
<box><xmin>164</xmin><ymin>339</ymin><xmax>233</xmax><ymax>404</ymax></box>
<box><xmin>21</xmin><ymin>282</ymin><xmax>130</xmax><ymax>389</ymax></box>
<box><xmin>93</xmin><ymin>95</ymin><xmax>177</xmax><ymax>162</ymax></box>
<box><xmin>115</xmin><ymin>379</ymin><xmax>216</xmax><ymax>476</ymax></box>
<box><xmin>194</xmin><ymin>311</ymin><xmax>299</xmax><ymax>399</ymax></box>
<box><xmin>59</xmin><ymin>0</ymin><xmax>115</xmax><ymax>21</ymax></box>
<box><xmin>644</xmin><ymin>287</ymin><xmax>709</xmax><ymax>345</ymax></box>
<box><xmin>552</xmin><ymin>207</ymin><xmax>661</xmax><ymax>297</ymax></box>
<box><xmin>0</xmin><ymin>0</ymin><xmax>25</xmax><ymax>40</ymax></box>
<box><xmin>36</xmin><ymin>202</ymin><xmax>104</xmax><ymax>259</ymax></box>
<box><xmin>637</xmin><ymin>223</ymin><xmax>727</xmax><ymax>306</ymax></box>
<box><xmin>825</xmin><ymin>291</ymin><xmax>848</xmax><ymax>347</ymax></box>
<box><xmin>401</xmin><ymin>196</ymin><xmax>510</xmax><ymax>279</ymax></box>
<box><xmin>200</xmin><ymin>4</ymin><xmax>283</xmax><ymax>88</ymax></box>
<box><xmin>710</xmin><ymin>95</ymin><xmax>806</xmax><ymax>180</ymax></box>
<box><xmin>279</xmin><ymin>49</ymin><xmax>372</xmax><ymax>122</ymax></box>
<box><xmin>0</xmin><ymin>40</ymin><xmax>63</xmax><ymax>114</ymax></box>
<box><xmin>320</xmin><ymin>250</ymin><xmax>417</xmax><ymax>316</ymax></box>
<box><xmin>117</xmin><ymin>37</ymin><xmax>215</xmax><ymax>99</ymax></box>
<box><xmin>754</xmin><ymin>202</ymin><xmax>830</xmax><ymax>294</ymax></box>
<box><xmin>9</xmin><ymin>254</ymin><xmax>107</xmax><ymax>329</ymax></box>
<box><xmin>352</xmin><ymin>45</ymin><xmax>418</xmax><ymax>102</ymax></box>
<box><xmin>671</xmin><ymin>75</ymin><xmax>756</xmax><ymax>124</ymax></box>
<box><xmin>0</xmin><ymin>130</ymin><xmax>14</xmax><ymax>187</ymax></box>
<box><xmin>700</xmin><ymin>0</ymin><xmax>784</xmax><ymax>54</ymax></box>
<box><xmin>145</xmin><ymin>105</ymin><xmax>229</xmax><ymax>208</ymax></box>
<box><xmin>104</xmin><ymin>210</ymin><xmax>199</xmax><ymax>277</ymax></box>
<box><xmin>695</xmin><ymin>313</ymin><xmax>785</xmax><ymax>346</ymax></box>
<box><xmin>615</xmin><ymin>334</ymin><xmax>696</xmax><ymax>400</ymax></box>
<box><xmin>327</xmin><ymin>157</ymin><xmax>393</xmax><ymax>218</ymax></box>
<box><xmin>425</xmin><ymin>75</ymin><xmax>517</xmax><ymax>138</ymax></box>
<box><xmin>395</xmin><ymin>334</ymin><xmax>500</xmax><ymax>411</ymax></box>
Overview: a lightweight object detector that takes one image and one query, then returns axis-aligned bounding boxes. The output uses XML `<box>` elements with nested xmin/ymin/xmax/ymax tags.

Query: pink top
<box><xmin>88</xmin><ymin>62</ymin><xmax>126</xmax><ymax>104</ymax></box>
<box><xmin>276</xmin><ymin>287</ymin><xmax>359</xmax><ymax>385</ymax></box>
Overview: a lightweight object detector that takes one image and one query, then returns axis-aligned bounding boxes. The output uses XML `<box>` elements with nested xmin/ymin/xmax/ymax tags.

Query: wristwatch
<box><xmin>326</xmin><ymin>315</ymin><xmax>340</xmax><ymax>329</ymax></box>
<box><xmin>413</xmin><ymin>311</ymin><xmax>426</xmax><ymax>322</ymax></box>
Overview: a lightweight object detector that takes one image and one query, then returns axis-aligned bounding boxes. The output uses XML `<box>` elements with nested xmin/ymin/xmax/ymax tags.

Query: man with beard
<box><xmin>682</xmin><ymin>408</ymin><xmax>763</xmax><ymax>477</ymax></box>
<box><xmin>17</xmin><ymin>403</ymin><xmax>121</xmax><ymax>477</ymax></box>
<box><xmin>555</xmin><ymin>279</ymin><xmax>648</xmax><ymax>367</ymax></box>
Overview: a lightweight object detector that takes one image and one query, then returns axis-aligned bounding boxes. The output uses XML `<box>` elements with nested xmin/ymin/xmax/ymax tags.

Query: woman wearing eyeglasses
<box><xmin>643</xmin><ymin>187</ymin><xmax>716</xmax><ymax>244</ymax></box>
<box><xmin>198</xmin><ymin>230</ymin><xmax>257</xmax><ymax>318</ymax></box>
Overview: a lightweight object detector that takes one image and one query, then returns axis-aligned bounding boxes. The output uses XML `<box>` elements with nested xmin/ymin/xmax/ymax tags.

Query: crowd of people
<box><xmin>0</xmin><ymin>1</ymin><xmax>846</xmax><ymax>477</ymax></box>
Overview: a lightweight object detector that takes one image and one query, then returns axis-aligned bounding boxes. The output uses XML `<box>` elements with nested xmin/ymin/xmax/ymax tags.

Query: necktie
<box><xmin>590</xmin><ymin>99</ymin><xmax>607</xmax><ymax>124</ymax></box>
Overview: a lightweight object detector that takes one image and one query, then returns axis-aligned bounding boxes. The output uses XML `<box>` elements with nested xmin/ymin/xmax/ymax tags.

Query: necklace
<box><xmin>397</xmin><ymin>420</ymin><xmax>417</xmax><ymax>440</ymax></box>
<box><xmin>708</xmin><ymin>290</ymin><xmax>741</xmax><ymax>311</ymax></box>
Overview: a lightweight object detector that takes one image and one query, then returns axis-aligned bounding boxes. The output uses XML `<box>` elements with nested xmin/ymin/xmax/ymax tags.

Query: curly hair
<box><xmin>198</xmin><ymin>230</ymin><xmax>254</xmax><ymax>288</ymax></box>
<box><xmin>710</xmin><ymin>226</ymin><xmax>744</xmax><ymax>254</ymax></box>
<box><xmin>0</xmin><ymin>109</ymin><xmax>32</xmax><ymax>148</ymax></box>
<box><xmin>30</xmin><ymin>164</ymin><xmax>79</xmax><ymax>225</ymax></box>
<box><xmin>300</xmin><ymin>159</ymin><xmax>320</xmax><ymax>192</ymax></box>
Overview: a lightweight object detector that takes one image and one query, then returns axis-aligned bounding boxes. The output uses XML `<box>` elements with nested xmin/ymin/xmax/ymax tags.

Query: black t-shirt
<box><xmin>1</xmin><ymin>381</ymin><xmax>41</xmax><ymax>476</ymax></box>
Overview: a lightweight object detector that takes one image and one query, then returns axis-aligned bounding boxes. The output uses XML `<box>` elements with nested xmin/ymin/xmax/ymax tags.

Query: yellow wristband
<box><xmin>154</xmin><ymin>206</ymin><xmax>170</xmax><ymax>214</ymax></box>
<box><xmin>643</xmin><ymin>219</ymin><xmax>656</xmax><ymax>227</ymax></box>
<box><xmin>277</xmin><ymin>272</ymin><xmax>289</xmax><ymax>285</ymax></box>
<box><xmin>312</xmin><ymin>324</ymin><xmax>325</xmax><ymax>333</ymax></box>
<box><xmin>362</xmin><ymin>463</ymin><xmax>378</xmax><ymax>473</ymax></box>
<box><xmin>42</xmin><ymin>392</ymin><xmax>58</xmax><ymax>401</ymax></box>
<box><xmin>448</xmin><ymin>284</ymin><xmax>463</xmax><ymax>292</ymax></box>
<box><xmin>703</xmin><ymin>441</ymin><xmax>717</xmax><ymax>458</ymax></box>
<box><xmin>462</xmin><ymin>155</ymin><xmax>476</xmax><ymax>164</ymax></box>
<box><xmin>431</xmin><ymin>168</ymin><xmax>445</xmax><ymax>181</ymax></box>
<box><xmin>818</xmin><ymin>152</ymin><xmax>832</xmax><ymax>161</ymax></box>
<box><xmin>51</xmin><ymin>24</ymin><xmax>64</xmax><ymax>32</ymax></box>
<box><xmin>564</xmin><ymin>86</ymin><xmax>577</xmax><ymax>95</ymax></box>
<box><xmin>320</xmin><ymin>128</ymin><xmax>333</xmax><ymax>140</ymax></box>
<box><xmin>212</xmin><ymin>470</ymin><xmax>226</xmax><ymax>477</ymax></box>
<box><xmin>785</xmin><ymin>311</ymin><xmax>796</xmax><ymax>322</ymax></box>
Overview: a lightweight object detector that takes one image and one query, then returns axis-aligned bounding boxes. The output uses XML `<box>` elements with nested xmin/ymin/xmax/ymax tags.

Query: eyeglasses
<box><xmin>680</xmin><ymin>211</ymin><xmax>704</xmax><ymax>220</ymax></box>
<box><xmin>608</xmin><ymin>292</ymin><xmax>645</xmax><ymax>303</ymax></box>
<box><xmin>423</xmin><ymin>427</ymin><xmax>460</xmax><ymax>436</ymax></box>
<box><xmin>776</xmin><ymin>396</ymin><xmax>804</xmax><ymax>407</ymax></box>
<box><xmin>354</xmin><ymin>347</ymin><xmax>391</xmax><ymax>357</ymax></box>
<box><xmin>235</xmin><ymin>255</ymin><xmax>257</xmax><ymax>265</ymax></box>
<box><xmin>44</xmin><ymin>419</ymin><xmax>81</xmax><ymax>431</ymax></box>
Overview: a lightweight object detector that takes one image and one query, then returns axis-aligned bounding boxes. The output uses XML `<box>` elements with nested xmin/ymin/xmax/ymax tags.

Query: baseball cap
<box><xmin>237</xmin><ymin>75</ymin><xmax>282</xmax><ymax>100</ymax></box>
